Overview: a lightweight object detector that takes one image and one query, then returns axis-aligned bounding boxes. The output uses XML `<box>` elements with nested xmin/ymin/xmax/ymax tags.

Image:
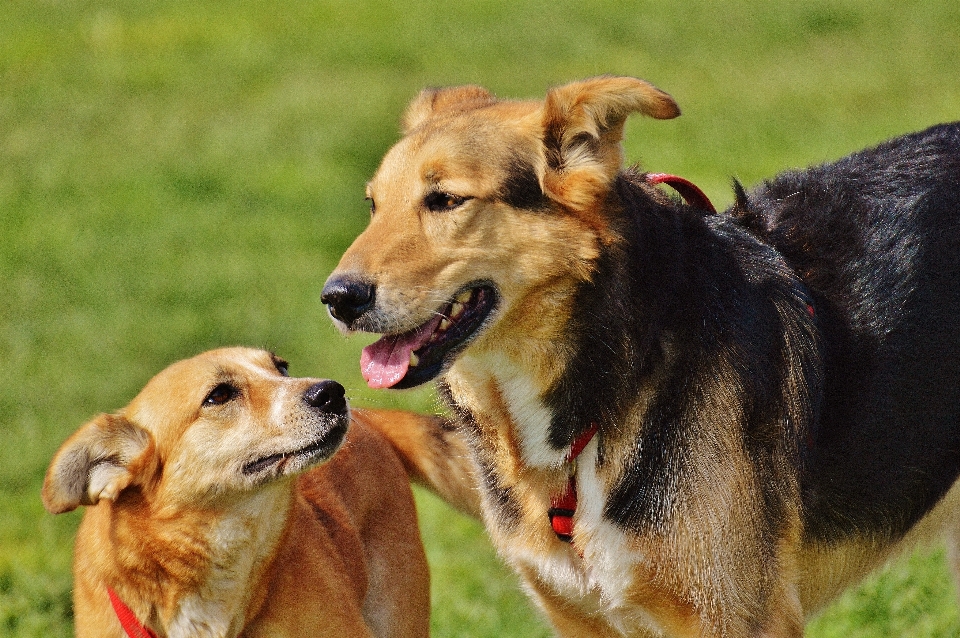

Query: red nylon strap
<box><xmin>107</xmin><ymin>587</ymin><xmax>158</xmax><ymax>638</ymax></box>
<box><xmin>548</xmin><ymin>423</ymin><xmax>599</xmax><ymax>543</ymax></box>
<box><xmin>549</xmin><ymin>479</ymin><xmax>577</xmax><ymax>542</ymax></box>
<box><xmin>567</xmin><ymin>423</ymin><xmax>599</xmax><ymax>460</ymax></box>
<box><xmin>647</xmin><ymin>173</ymin><xmax>717</xmax><ymax>213</ymax></box>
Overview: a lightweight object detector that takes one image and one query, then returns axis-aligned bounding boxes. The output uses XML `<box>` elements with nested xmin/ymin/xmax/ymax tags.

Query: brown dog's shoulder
<box><xmin>296</xmin><ymin>412</ymin><xmax>410</xmax><ymax>514</ymax></box>
<box><xmin>351</xmin><ymin>408</ymin><xmax>482</xmax><ymax>517</ymax></box>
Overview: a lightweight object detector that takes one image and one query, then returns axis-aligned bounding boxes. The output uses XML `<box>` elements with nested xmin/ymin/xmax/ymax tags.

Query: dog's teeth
<box><xmin>455</xmin><ymin>290</ymin><xmax>472</xmax><ymax>304</ymax></box>
<box><xmin>409</xmin><ymin>352</ymin><xmax>419</xmax><ymax>367</ymax></box>
<box><xmin>450</xmin><ymin>302</ymin><xmax>465</xmax><ymax>319</ymax></box>
<box><xmin>439</xmin><ymin>318</ymin><xmax>451</xmax><ymax>331</ymax></box>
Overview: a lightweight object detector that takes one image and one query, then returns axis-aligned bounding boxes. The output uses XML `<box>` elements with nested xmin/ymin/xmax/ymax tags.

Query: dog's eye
<box><xmin>424</xmin><ymin>191</ymin><xmax>470</xmax><ymax>212</ymax></box>
<box><xmin>273</xmin><ymin>357</ymin><xmax>289</xmax><ymax>377</ymax></box>
<box><xmin>204</xmin><ymin>383</ymin><xmax>238</xmax><ymax>406</ymax></box>
<box><xmin>366</xmin><ymin>197</ymin><xmax>376</xmax><ymax>216</ymax></box>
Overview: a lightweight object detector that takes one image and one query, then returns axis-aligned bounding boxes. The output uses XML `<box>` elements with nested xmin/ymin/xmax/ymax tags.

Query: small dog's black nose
<box><xmin>321</xmin><ymin>277</ymin><xmax>375</xmax><ymax>325</ymax></box>
<box><xmin>303</xmin><ymin>380</ymin><xmax>347</xmax><ymax>414</ymax></box>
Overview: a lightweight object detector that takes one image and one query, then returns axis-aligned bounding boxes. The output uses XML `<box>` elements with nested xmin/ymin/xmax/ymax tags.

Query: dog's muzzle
<box><xmin>303</xmin><ymin>379</ymin><xmax>347</xmax><ymax>415</ymax></box>
<box><xmin>321</xmin><ymin>276</ymin><xmax>376</xmax><ymax>326</ymax></box>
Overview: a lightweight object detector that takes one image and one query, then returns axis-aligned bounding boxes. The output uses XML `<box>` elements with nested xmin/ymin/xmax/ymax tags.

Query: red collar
<box><xmin>647</xmin><ymin>173</ymin><xmax>716</xmax><ymax>213</ymax></box>
<box><xmin>107</xmin><ymin>588</ymin><xmax>158</xmax><ymax>638</ymax></box>
<box><xmin>548</xmin><ymin>423</ymin><xmax>599</xmax><ymax>543</ymax></box>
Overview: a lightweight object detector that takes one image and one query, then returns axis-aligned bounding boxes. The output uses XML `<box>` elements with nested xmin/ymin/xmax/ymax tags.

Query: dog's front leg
<box><xmin>522</xmin><ymin>577</ymin><xmax>659</xmax><ymax>638</ymax></box>
<box><xmin>754</xmin><ymin>569</ymin><xmax>804</xmax><ymax>638</ymax></box>
<box><xmin>534</xmin><ymin>595</ymin><xmax>633</xmax><ymax>638</ymax></box>
<box><xmin>756</xmin><ymin>604</ymin><xmax>804</xmax><ymax>638</ymax></box>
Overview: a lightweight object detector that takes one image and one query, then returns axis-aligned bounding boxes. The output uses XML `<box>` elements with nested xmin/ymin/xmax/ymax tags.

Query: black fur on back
<box><xmin>732</xmin><ymin>122</ymin><xmax>960</xmax><ymax>541</ymax></box>
<box><xmin>543</xmin><ymin>170</ymin><xmax>823</xmax><ymax>537</ymax></box>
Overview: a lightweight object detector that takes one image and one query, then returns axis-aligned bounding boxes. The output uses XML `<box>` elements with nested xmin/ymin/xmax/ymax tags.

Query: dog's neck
<box><xmin>445</xmin><ymin>174</ymin><xmax>680</xmax><ymax>469</ymax></box>
<box><xmin>92</xmin><ymin>483</ymin><xmax>293</xmax><ymax>638</ymax></box>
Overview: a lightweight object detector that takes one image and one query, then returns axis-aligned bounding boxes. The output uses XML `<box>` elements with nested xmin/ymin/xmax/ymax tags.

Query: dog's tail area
<box><xmin>352</xmin><ymin>408</ymin><xmax>482</xmax><ymax>518</ymax></box>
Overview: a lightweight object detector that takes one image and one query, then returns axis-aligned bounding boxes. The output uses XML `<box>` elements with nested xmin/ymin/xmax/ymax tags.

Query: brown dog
<box><xmin>322</xmin><ymin>76</ymin><xmax>960</xmax><ymax>637</ymax></box>
<box><xmin>42</xmin><ymin>347</ymin><xmax>458</xmax><ymax>638</ymax></box>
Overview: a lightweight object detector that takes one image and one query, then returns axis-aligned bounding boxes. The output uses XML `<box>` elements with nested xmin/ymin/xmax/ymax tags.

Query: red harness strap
<box><xmin>107</xmin><ymin>587</ymin><xmax>158</xmax><ymax>638</ymax></box>
<box><xmin>548</xmin><ymin>423</ymin><xmax>599</xmax><ymax>543</ymax></box>
<box><xmin>647</xmin><ymin>173</ymin><xmax>717</xmax><ymax>213</ymax></box>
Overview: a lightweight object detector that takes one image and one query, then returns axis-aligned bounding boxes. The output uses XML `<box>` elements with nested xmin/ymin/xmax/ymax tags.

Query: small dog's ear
<box><xmin>538</xmin><ymin>76</ymin><xmax>679</xmax><ymax>212</ymax></box>
<box><xmin>42</xmin><ymin>413</ymin><xmax>155</xmax><ymax>514</ymax></box>
<box><xmin>402</xmin><ymin>85</ymin><xmax>496</xmax><ymax>134</ymax></box>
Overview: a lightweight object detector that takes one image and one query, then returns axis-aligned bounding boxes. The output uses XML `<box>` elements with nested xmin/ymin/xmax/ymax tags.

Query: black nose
<box><xmin>303</xmin><ymin>380</ymin><xmax>347</xmax><ymax>414</ymax></box>
<box><xmin>321</xmin><ymin>276</ymin><xmax>376</xmax><ymax>325</ymax></box>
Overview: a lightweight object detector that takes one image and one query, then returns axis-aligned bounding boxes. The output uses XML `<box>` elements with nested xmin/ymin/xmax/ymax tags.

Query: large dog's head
<box><xmin>42</xmin><ymin>348</ymin><xmax>349</xmax><ymax>514</ymax></box>
<box><xmin>322</xmin><ymin>77</ymin><xmax>678</xmax><ymax>389</ymax></box>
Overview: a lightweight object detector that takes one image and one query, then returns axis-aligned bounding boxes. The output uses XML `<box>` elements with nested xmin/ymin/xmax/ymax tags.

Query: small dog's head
<box><xmin>322</xmin><ymin>76</ymin><xmax>679</xmax><ymax>389</ymax></box>
<box><xmin>42</xmin><ymin>348</ymin><xmax>349</xmax><ymax>514</ymax></box>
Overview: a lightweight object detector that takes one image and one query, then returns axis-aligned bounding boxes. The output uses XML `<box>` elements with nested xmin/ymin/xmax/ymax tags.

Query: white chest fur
<box><xmin>165</xmin><ymin>488</ymin><xmax>290</xmax><ymax>638</ymax></box>
<box><xmin>456</xmin><ymin>351</ymin><xmax>568</xmax><ymax>468</ymax></box>
<box><xmin>498</xmin><ymin>436</ymin><xmax>666</xmax><ymax>637</ymax></box>
<box><xmin>452</xmin><ymin>353</ymin><xmax>669</xmax><ymax>636</ymax></box>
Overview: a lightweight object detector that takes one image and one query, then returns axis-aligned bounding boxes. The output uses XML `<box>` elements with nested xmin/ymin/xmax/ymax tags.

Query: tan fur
<box><xmin>325</xmin><ymin>76</ymin><xmax>960</xmax><ymax>637</ymax></box>
<box><xmin>354</xmin><ymin>408</ymin><xmax>482</xmax><ymax>517</ymax></box>
<box><xmin>43</xmin><ymin>348</ymin><xmax>431</xmax><ymax>638</ymax></box>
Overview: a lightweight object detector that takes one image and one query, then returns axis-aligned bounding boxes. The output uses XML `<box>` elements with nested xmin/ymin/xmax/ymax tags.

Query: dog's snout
<box><xmin>304</xmin><ymin>380</ymin><xmax>347</xmax><ymax>414</ymax></box>
<box><xmin>321</xmin><ymin>277</ymin><xmax>376</xmax><ymax>325</ymax></box>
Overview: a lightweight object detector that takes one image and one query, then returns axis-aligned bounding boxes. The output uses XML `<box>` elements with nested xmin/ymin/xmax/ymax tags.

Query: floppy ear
<box><xmin>42</xmin><ymin>413</ymin><xmax>155</xmax><ymax>514</ymax></box>
<box><xmin>401</xmin><ymin>85</ymin><xmax>497</xmax><ymax>134</ymax></box>
<box><xmin>539</xmin><ymin>76</ymin><xmax>679</xmax><ymax>211</ymax></box>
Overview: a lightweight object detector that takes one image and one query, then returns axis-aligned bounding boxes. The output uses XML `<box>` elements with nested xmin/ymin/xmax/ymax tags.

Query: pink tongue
<box><xmin>360</xmin><ymin>315</ymin><xmax>443</xmax><ymax>389</ymax></box>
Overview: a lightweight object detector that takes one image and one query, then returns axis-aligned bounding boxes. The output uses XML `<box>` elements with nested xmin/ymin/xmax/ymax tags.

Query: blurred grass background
<box><xmin>2</xmin><ymin>0</ymin><xmax>960</xmax><ymax>635</ymax></box>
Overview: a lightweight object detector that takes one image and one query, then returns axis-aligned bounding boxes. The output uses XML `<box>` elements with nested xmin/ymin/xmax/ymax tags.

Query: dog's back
<box><xmin>737</xmin><ymin>122</ymin><xmax>960</xmax><ymax>542</ymax></box>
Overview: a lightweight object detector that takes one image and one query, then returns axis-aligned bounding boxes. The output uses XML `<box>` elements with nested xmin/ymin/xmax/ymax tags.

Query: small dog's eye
<box><xmin>366</xmin><ymin>197</ymin><xmax>376</xmax><ymax>216</ymax></box>
<box><xmin>204</xmin><ymin>383</ymin><xmax>237</xmax><ymax>406</ymax></box>
<box><xmin>273</xmin><ymin>357</ymin><xmax>289</xmax><ymax>377</ymax></box>
<box><xmin>424</xmin><ymin>191</ymin><xmax>470</xmax><ymax>212</ymax></box>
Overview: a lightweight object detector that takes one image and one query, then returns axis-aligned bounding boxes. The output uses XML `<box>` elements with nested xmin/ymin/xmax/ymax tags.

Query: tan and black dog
<box><xmin>42</xmin><ymin>347</ymin><xmax>476</xmax><ymax>638</ymax></box>
<box><xmin>322</xmin><ymin>76</ymin><xmax>960</xmax><ymax>636</ymax></box>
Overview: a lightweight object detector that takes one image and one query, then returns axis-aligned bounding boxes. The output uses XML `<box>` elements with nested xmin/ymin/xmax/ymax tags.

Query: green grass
<box><xmin>2</xmin><ymin>0</ymin><xmax>959</xmax><ymax>635</ymax></box>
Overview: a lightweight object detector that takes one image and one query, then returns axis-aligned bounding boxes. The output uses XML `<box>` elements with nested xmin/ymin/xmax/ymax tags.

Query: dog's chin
<box><xmin>241</xmin><ymin>418</ymin><xmax>349</xmax><ymax>480</ymax></box>
<box><xmin>328</xmin><ymin>308</ymin><xmax>361</xmax><ymax>337</ymax></box>
<box><xmin>360</xmin><ymin>283</ymin><xmax>499</xmax><ymax>390</ymax></box>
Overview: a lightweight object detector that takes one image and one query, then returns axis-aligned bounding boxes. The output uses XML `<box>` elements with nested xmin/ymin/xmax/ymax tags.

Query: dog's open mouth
<box><xmin>242</xmin><ymin>421</ymin><xmax>348</xmax><ymax>476</ymax></box>
<box><xmin>360</xmin><ymin>284</ymin><xmax>498</xmax><ymax>389</ymax></box>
